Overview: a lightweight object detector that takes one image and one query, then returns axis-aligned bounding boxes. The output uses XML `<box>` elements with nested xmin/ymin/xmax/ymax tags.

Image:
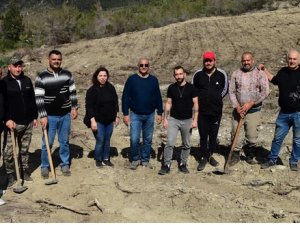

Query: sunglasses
<box><xmin>139</xmin><ymin>64</ymin><xmax>149</xmax><ymax>68</ymax></box>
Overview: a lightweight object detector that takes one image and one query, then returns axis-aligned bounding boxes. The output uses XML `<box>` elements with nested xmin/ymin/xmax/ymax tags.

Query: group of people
<box><xmin>0</xmin><ymin>48</ymin><xmax>300</xmax><ymax>204</ymax></box>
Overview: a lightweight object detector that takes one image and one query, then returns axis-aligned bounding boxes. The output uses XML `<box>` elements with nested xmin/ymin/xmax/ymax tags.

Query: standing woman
<box><xmin>84</xmin><ymin>66</ymin><xmax>119</xmax><ymax>168</ymax></box>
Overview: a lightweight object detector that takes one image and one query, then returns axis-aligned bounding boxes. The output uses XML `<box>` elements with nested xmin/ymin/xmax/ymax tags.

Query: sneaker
<box><xmin>41</xmin><ymin>168</ymin><xmax>49</xmax><ymax>179</ymax></box>
<box><xmin>260</xmin><ymin>160</ymin><xmax>276</xmax><ymax>169</ymax></box>
<box><xmin>179</xmin><ymin>163</ymin><xmax>189</xmax><ymax>174</ymax></box>
<box><xmin>158</xmin><ymin>164</ymin><xmax>170</xmax><ymax>175</ymax></box>
<box><xmin>103</xmin><ymin>160</ymin><xmax>114</xmax><ymax>167</ymax></box>
<box><xmin>7</xmin><ymin>173</ymin><xmax>16</xmax><ymax>188</ymax></box>
<box><xmin>209</xmin><ymin>156</ymin><xmax>219</xmax><ymax>167</ymax></box>
<box><xmin>245</xmin><ymin>156</ymin><xmax>257</xmax><ymax>165</ymax></box>
<box><xmin>290</xmin><ymin>163</ymin><xmax>299</xmax><ymax>171</ymax></box>
<box><xmin>197</xmin><ymin>157</ymin><xmax>207</xmax><ymax>171</ymax></box>
<box><xmin>23</xmin><ymin>170</ymin><xmax>33</xmax><ymax>183</ymax></box>
<box><xmin>228</xmin><ymin>151</ymin><xmax>240</xmax><ymax>166</ymax></box>
<box><xmin>96</xmin><ymin>160</ymin><xmax>104</xmax><ymax>168</ymax></box>
<box><xmin>61</xmin><ymin>165</ymin><xmax>71</xmax><ymax>176</ymax></box>
<box><xmin>0</xmin><ymin>198</ymin><xmax>5</xmax><ymax>206</ymax></box>
<box><xmin>141</xmin><ymin>161</ymin><xmax>153</xmax><ymax>169</ymax></box>
<box><xmin>130</xmin><ymin>160</ymin><xmax>140</xmax><ymax>170</ymax></box>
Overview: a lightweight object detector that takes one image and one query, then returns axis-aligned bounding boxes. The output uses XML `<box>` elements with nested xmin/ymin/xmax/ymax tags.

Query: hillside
<box><xmin>20</xmin><ymin>7</ymin><xmax>300</xmax><ymax>86</ymax></box>
<box><xmin>1</xmin><ymin>7</ymin><xmax>300</xmax><ymax>223</ymax></box>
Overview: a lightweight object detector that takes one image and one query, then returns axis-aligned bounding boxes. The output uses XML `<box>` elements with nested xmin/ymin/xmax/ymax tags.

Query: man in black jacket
<box><xmin>2</xmin><ymin>56</ymin><xmax>38</xmax><ymax>187</ymax></box>
<box><xmin>192</xmin><ymin>51</ymin><xmax>228</xmax><ymax>171</ymax></box>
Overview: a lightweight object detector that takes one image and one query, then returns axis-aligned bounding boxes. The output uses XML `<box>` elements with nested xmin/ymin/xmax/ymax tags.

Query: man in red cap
<box><xmin>192</xmin><ymin>51</ymin><xmax>228</xmax><ymax>171</ymax></box>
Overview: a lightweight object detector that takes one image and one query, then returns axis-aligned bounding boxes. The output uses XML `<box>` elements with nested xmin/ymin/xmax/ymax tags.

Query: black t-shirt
<box><xmin>167</xmin><ymin>82</ymin><xmax>198</xmax><ymax>120</ymax></box>
<box><xmin>271</xmin><ymin>67</ymin><xmax>300</xmax><ymax>112</ymax></box>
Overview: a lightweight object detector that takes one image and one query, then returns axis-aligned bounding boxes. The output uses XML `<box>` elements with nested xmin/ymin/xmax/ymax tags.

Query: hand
<box><xmin>91</xmin><ymin>119</ymin><xmax>97</xmax><ymax>131</ymax></box>
<box><xmin>115</xmin><ymin>117</ymin><xmax>120</xmax><ymax>127</ymax></box>
<box><xmin>257</xmin><ymin>64</ymin><xmax>265</xmax><ymax>71</ymax></box>
<box><xmin>156</xmin><ymin>115</ymin><xmax>162</xmax><ymax>125</ymax></box>
<box><xmin>163</xmin><ymin>118</ymin><xmax>168</xmax><ymax>129</ymax></box>
<box><xmin>71</xmin><ymin>109</ymin><xmax>78</xmax><ymax>120</ymax></box>
<box><xmin>123</xmin><ymin>115</ymin><xmax>130</xmax><ymax>126</ymax></box>
<box><xmin>191</xmin><ymin>119</ymin><xmax>198</xmax><ymax>128</ymax></box>
<box><xmin>6</xmin><ymin>120</ymin><xmax>16</xmax><ymax>130</ymax></box>
<box><xmin>40</xmin><ymin>117</ymin><xmax>48</xmax><ymax>129</ymax></box>
<box><xmin>241</xmin><ymin>101</ymin><xmax>254</xmax><ymax>115</ymax></box>
<box><xmin>33</xmin><ymin>119</ymin><xmax>38</xmax><ymax>128</ymax></box>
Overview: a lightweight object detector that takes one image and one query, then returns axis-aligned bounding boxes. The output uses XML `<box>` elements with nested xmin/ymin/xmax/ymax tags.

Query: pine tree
<box><xmin>2</xmin><ymin>0</ymin><xmax>24</xmax><ymax>41</ymax></box>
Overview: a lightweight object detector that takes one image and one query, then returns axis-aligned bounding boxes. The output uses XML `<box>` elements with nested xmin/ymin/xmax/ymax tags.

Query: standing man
<box><xmin>122</xmin><ymin>57</ymin><xmax>163</xmax><ymax>170</ymax></box>
<box><xmin>2</xmin><ymin>56</ymin><xmax>38</xmax><ymax>186</ymax></box>
<box><xmin>35</xmin><ymin>50</ymin><xmax>78</xmax><ymax>178</ymax></box>
<box><xmin>158</xmin><ymin>66</ymin><xmax>198</xmax><ymax>175</ymax></box>
<box><xmin>261</xmin><ymin>49</ymin><xmax>300</xmax><ymax>171</ymax></box>
<box><xmin>229</xmin><ymin>52</ymin><xmax>269</xmax><ymax>165</ymax></box>
<box><xmin>192</xmin><ymin>51</ymin><xmax>228</xmax><ymax>171</ymax></box>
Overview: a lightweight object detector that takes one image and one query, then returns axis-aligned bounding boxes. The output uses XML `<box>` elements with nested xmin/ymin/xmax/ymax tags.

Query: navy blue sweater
<box><xmin>122</xmin><ymin>74</ymin><xmax>163</xmax><ymax>116</ymax></box>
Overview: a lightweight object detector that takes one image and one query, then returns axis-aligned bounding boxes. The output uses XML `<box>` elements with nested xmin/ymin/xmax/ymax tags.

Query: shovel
<box><xmin>43</xmin><ymin>128</ymin><xmax>58</xmax><ymax>185</ymax></box>
<box><xmin>11</xmin><ymin>130</ymin><xmax>28</xmax><ymax>194</ymax></box>
<box><xmin>223</xmin><ymin>116</ymin><xmax>244</xmax><ymax>174</ymax></box>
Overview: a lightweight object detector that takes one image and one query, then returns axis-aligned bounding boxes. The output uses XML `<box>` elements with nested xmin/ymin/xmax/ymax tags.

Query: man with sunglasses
<box><xmin>122</xmin><ymin>58</ymin><xmax>163</xmax><ymax>170</ymax></box>
<box><xmin>192</xmin><ymin>51</ymin><xmax>228</xmax><ymax>171</ymax></box>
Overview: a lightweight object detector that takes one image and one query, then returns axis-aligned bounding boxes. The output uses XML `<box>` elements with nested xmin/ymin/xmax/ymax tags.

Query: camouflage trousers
<box><xmin>3</xmin><ymin>122</ymin><xmax>33</xmax><ymax>174</ymax></box>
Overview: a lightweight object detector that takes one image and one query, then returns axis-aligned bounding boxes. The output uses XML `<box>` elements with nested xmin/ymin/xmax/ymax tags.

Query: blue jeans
<box><xmin>130</xmin><ymin>111</ymin><xmax>155</xmax><ymax>162</ymax></box>
<box><xmin>41</xmin><ymin>113</ymin><xmax>71</xmax><ymax>168</ymax></box>
<box><xmin>269</xmin><ymin>111</ymin><xmax>300</xmax><ymax>165</ymax></box>
<box><xmin>93</xmin><ymin>122</ymin><xmax>113</xmax><ymax>161</ymax></box>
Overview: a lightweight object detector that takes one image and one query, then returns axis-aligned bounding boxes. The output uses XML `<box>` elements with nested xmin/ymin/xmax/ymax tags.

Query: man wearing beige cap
<box><xmin>192</xmin><ymin>51</ymin><xmax>228</xmax><ymax>171</ymax></box>
<box><xmin>2</xmin><ymin>56</ymin><xmax>38</xmax><ymax>187</ymax></box>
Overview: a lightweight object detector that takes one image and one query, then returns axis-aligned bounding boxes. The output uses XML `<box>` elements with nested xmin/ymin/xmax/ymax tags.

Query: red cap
<box><xmin>203</xmin><ymin>51</ymin><xmax>216</xmax><ymax>61</ymax></box>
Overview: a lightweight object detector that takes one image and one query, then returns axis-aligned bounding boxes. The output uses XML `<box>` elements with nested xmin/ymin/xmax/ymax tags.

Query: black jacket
<box><xmin>192</xmin><ymin>68</ymin><xmax>228</xmax><ymax>116</ymax></box>
<box><xmin>0</xmin><ymin>80</ymin><xmax>4</xmax><ymax>122</ymax></box>
<box><xmin>3</xmin><ymin>73</ymin><xmax>38</xmax><ymax>125</ymax></box>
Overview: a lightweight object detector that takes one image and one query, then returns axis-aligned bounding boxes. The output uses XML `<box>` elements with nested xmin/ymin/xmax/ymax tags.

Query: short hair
<box><xmin>49</xmin><ymin>49</ymin><xmax>62</xmax><ymax>57</ymax></box>
<box><xmin>241</xmin><ymin>51</ymin><xmax>253</xmax><ymax>60</ymax></box>
<box><xmin>92</xmin><ymin>66</ymin><xmax>109</xmax><ymax>85</ymax></box>
<box><xmin>173</xmin><ymin>65</ymin><xmax>186</xmax><ymax>75</ymax></box>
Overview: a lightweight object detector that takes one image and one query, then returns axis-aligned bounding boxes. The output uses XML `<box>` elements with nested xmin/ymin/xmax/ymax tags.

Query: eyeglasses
<box><xmin>139</xmin><ymin>64</ymin><xmax>149</xmax><ymax>68</ymax></box>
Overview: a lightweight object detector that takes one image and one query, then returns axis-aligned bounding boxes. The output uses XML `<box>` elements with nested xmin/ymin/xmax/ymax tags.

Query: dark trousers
<box><xmin>198</xmin><ymin>113</ymin><xmax>221</xmax><ymax>159</ymax></box>
<box><xmin>0</xmin><ymin>122</ymin><xmax>3</xmax><ymax>157</ymax></box>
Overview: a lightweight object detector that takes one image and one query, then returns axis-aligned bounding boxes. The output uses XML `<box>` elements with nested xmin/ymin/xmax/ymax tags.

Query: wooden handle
<box><xmin>11</xmin><ymin>130</ymin><xmax>22</xmax><ymax>182</ymax></box>
<box><xmin>43</xmin><ymin>129</ymin><xmax>56</xmax><ymax>179</ymax></box>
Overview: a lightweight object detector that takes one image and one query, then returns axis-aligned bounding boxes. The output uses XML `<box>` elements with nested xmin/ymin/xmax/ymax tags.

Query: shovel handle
<box><xmin>11</xmin><ymin>130</ymin><xmax>22</xmax><ymax>183</ymax></box>
<box><xmin>224</xmin><ymin>116</ymin><xmax>244</xmax><ymax>172</ymax></box>
<box><xmin>43</xmin><ymin>128</ymin><xmax>56</xmax><ymax>179</ymax></box>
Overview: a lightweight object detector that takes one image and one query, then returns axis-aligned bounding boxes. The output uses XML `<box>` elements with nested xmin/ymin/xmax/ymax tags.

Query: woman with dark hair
<box><xmin>84</xmin><ymin>66</ymin><xmax>119</xmax><ymax>167</ymax></box>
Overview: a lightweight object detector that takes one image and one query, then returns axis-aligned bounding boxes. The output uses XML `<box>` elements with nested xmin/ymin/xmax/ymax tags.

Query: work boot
<box><xmin>179</xmin><ymin>163</ymin><xmax>189</xmax><ymax>174</ymax></box>
<box><xmin>229</xmin><ymin>151</ymin><xmax>240</xmax><ymax>166</ymax></box>
<box><xmin>23</xmin><ymin>170</ymin><xmax>33</xmax><ymax>183</ymax></box>
<box><xmin>7</xmin><ymin>173</ymin><xmax>16</xmax><ymax>188</ymax></box>
<box><xmin>61</xmin><ymin>165</ymin><xmax>71</xmax><ymax>176</ymax></box>
<box><xmin>41</xmin><ymin>167</ymin><xmax>49</xmax><ymax>179</ymax></box>
<box><xmin>197</xmin><ymin>157</ymin><xmax>207</xmax><ymax>171</ymax></box>
<box><xmin>158</xmin><ymin>164</ymin><xmax>170</xmax><ymax>175</ymax></box>
<box><xmin>209</xmin><ymin>156</ymin><xmax>219</xmax><ymax>167</ymax></box>
<box><xmin>103</xmin><ymin>160</ymin><xmax>114</xmax><ymax>167</ymax></box>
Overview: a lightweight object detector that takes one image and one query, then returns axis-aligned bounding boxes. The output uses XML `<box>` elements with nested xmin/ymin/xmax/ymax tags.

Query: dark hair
<box><xmin>92</xmin><ymin>66</ymin><xmax>109</xmax><ymax>85</ymax></box>
<box><xmin>49</xmin><ymin>49</ymin><xmax>62</xmax><ymax>57</ymax></box>
<box><xmin>173</xmin><ymin>65</ymin><xmax>186</xmax><ymax>75</ymax></box>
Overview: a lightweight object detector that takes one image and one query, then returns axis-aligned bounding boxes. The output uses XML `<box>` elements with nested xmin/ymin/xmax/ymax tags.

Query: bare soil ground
<box><xmin>1</xmin><ymin>7</ymin><xmax>300</xmax><ymax>223</ymax></box>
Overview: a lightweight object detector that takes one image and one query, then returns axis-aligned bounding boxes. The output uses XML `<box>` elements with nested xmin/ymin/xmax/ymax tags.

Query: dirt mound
<box><xmin>1</xmin><ymin>7</ymin><xmax>300</xmax><ymax>222</ymax></box>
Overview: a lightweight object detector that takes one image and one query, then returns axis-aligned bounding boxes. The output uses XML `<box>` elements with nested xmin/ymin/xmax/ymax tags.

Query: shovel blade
<box><xmin>13</xmin><ymin>186</ymin><xmax>28</xmax><ymax>194</ymax></box>
<box><xmin>45</xmin><ymin>179</ymin><xmax>58</xmax><ymax>185</ymax></box>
